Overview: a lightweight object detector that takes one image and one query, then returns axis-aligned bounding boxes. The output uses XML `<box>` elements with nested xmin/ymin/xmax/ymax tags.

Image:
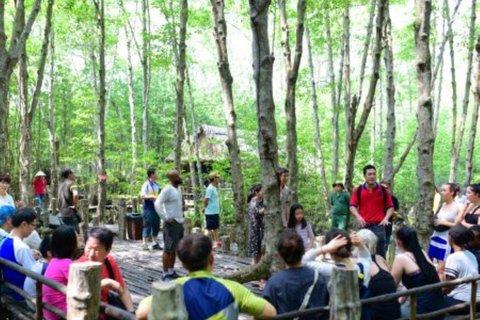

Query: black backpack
<box><xmin>356</xmin><ymin>184</ymin><xmax>388</xmax><ymax>209</ymax></box>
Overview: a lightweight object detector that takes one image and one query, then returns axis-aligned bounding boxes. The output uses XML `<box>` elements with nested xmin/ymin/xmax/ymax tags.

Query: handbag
<box><xmin>433</xmin><ymin>203</ymin><xmax>450</xmax><ymax>232</ymax></box>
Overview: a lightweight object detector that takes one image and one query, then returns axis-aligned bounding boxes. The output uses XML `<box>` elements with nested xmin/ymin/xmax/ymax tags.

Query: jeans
<box><xmin>34</xmin><ymin>194</ymin><xmax>44</xmax><ymax>211</ymax></box>
<box><xmin>142</xmin><ymin>209</ymin><xmax>160</xmax><ymax>238</ymax></box>
<box><xmin>363</xmin><ymin>224</ymin><xmax>386</xmax><ymax>257</ymax></box>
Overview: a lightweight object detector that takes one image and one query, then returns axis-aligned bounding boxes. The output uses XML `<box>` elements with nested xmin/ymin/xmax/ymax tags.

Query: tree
<box><xmin>278</xmin><ymin>0</ymin><xmax>306</xmax><ymax>203</ymax></box>
<box><xmin>228</xmin><ymin>0</ymin><xmax>282</xmax><ymax>283</ymax></box>
<box><xmin>466</xmin><ymin>36</ymin><xmax>480</xmax><ymax>186</ymax></box>
<box><xmin>306</xmin><ymin>27</ymin><xmax>331</xmax><ymax>213</ymax></box>
<box><xmin>209</xmin><ymin>0</ymin><xmax>248</xmax><ymax>256</ymax></box>
<box><xmin>141</xmin><ymin>0</ymin><xmax>151</xmax><ymax>155</ymax></box>
<box><xmin>0</xmin><ymin>0</ymin><xmax>43</xmax><ymax>173</ymax></box>
<box><xmin>93</xmin><ymin>0</ymin><xmax>107</xmax><ymax>222</ymax></box>
<box><xmin>449</xmin><ymin>0</ymin><xmax>476</xmax><ymax>182</ymax></box>
<box><xmin>344</xmin><ymin>0</ymin><xmax>385</xmax><ymax>191</ymax></box>
<box><xmin>125</xmin><ymin>27</ymin><xmax>137</xmax><ymax>183</ymax></box>
<box><xmin>18</xmin><ymin>0</ymin><xmax>54</xmax><ymax>203</ymax></box>
<box><xmin>414</xmin><ymin>0</ymin><xmax>434</xmax><ymax>250</ymax></box>
<box><xmin>46</xmin><ymin>29</ymin><xmax>58</xmax><ymax>198</ymax></box>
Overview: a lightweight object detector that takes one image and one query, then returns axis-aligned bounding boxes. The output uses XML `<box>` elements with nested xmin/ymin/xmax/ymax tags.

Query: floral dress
<box><xmin>248</xmin><ymin>199</ymin><xmax>264</xmax><ymax>257</ymax></box>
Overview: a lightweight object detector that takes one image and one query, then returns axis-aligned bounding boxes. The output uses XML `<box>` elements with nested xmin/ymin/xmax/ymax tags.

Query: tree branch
<box><xmin>0</xmin><ymin>0</ymin><xmax>6</xmax><ymax>54</ymax></box>
<box><xmin>392</xmin><ymin>129</ymin><xmax>417</xmax><ymax>179</ymax></box>
<box><xmin>8</xmin><ymin>0</ymin><xmax>42</xmax><ymax>62</ymax></box>
<box><xmin>278</xmin><ymin>0</ymin><xmax>292</xmax><ymax>69</ymax></box>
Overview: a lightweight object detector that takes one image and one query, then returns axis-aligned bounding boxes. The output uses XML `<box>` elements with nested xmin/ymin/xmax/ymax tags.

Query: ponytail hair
<box><xmin>247</xmin><ymin>184</ymin><xmax>262</xmax><ymax>204</ymax></box>
<box><xmin>325</xmin><ymin>228</ymin><xmax>352</xmax><ymax>258</ymax></box>
<box><xmin>396</xmin><ymin>227</ymin><xmax>440</xmax><ymax>284</ymax></box>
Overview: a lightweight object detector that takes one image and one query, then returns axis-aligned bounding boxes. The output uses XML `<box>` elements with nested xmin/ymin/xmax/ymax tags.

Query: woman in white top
<box><xmin>302</xmin><ymin>229</ymin><xmax>372</xmax><ymax>288</ymax></box>
<box><xmin>0</xmin><ymin>174</ymin><xmax>15</xmax><ymax>208</ymax></box>
<box><xmin>443</xmin><ymin>225</ymin><xmax>480</xmax><ymax>314</ymax></box>
<box><xmin>428</xmin><ymin>183</ymin><xmax>463</xmax><ymax>280</ymax></box>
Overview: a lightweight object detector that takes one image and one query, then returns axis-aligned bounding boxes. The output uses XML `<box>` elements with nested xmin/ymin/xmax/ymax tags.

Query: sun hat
<box><xmin>332</xmin><ymin>181</ymin><xmax>345</xmax><ymax>189</ymax></box>
<box><xmin>35</xmin><ymin>171</ymin><xmax>46</xmax><ymax>177</ymax></box>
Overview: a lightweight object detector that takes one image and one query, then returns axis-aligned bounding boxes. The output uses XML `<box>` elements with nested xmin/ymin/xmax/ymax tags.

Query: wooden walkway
<box><xmin>110</xmin><ymin>237</ymin><xmax>261</xmax><ymax>319</ymax></box>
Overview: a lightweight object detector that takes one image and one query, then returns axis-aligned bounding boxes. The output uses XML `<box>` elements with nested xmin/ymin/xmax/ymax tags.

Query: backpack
<box><xmin>356</xmin><ymin>184</ymin><xmax>388</xmax><ymax>209</ymax></box>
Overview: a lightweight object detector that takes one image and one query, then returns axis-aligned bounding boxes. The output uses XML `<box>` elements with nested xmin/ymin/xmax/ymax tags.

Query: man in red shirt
<box><xmin>349</xmin><ymin>164</ymin><xmax>394</xmax><ymax>257</ymax></box>
<box><xmin>32</xmin><ymin>171</ymin><xmax>48</xmax><ymax>211</ymax></box>
<box><xmin>76</xmin><ymin>227</ymin><xmax>134</xmax><ymax>317</ymax></box>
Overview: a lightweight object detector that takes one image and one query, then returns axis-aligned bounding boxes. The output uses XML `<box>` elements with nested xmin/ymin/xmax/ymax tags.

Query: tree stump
<box><xmin>149</xmin><ymin>281</ymin><xmax>187</xmax><ymax>320</ymax></box>
<box><xmin>183</xmin><ymin>218</ymin><xmax>192</xmax><ymax>236</ymax></box>
<box><xmin>118</xmin><ymin>198</ymin><xmax>126</xmax><ymax>240</ymax></box>
<box><xmin>132</xmin><ymin>197</ymin><xmax>138</xmax><ymax>213</ymax></box>
<box><xmin>328</xmin><ymin>268</ymin><xmax>361</xmax><ymax>320</ymax></box>
<box><xmin>67</xmin><ymin>262</ymin><xmax>102</xmax><ymax>320</ymax></box>
<box><xmin>220</xmin><ymin>235</ymin><xmax>230</xmax><ymax>253</ymax></box>
<box><xmin>78</xmin><ymin>199</ymin><xmax>89</xmax><ymax>243</ymax></box>
<box><xmin>225</xmin><ymin>225</ymin><xmax>236</xmax><ymax>244</ymax></box>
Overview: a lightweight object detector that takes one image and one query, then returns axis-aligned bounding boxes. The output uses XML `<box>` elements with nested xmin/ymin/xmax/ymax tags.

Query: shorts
<box><xmin>142</xmin><ymin>209</ymin><xmax>160</xmax><ymax>238</ymax></box>
<box><xmin>205</xmin><ymin>214</ymin><xmax>220</xmax><ymax>230</ymax></box>
<box><xmin>163</xmin><ymin>221</ymin><xmax>183</xmax><ymax>253</ymax></box>
<box><xmin>428</xmin><ymin>235</ymin><xmax>452</xmax><ymax>261</ymax></box>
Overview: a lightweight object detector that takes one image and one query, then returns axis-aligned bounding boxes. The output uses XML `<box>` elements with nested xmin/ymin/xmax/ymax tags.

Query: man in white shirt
<box><xmin>154</xmin><ymin>170</ymin><xmax>187</xmax><ymax>281</ymax></box>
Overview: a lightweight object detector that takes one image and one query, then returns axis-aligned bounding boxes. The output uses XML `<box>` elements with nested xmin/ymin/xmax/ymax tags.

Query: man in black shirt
<box><xmin>263</xmin><ymin>230</ymin><xmax>329</xmax><ymax>320</ymax></box>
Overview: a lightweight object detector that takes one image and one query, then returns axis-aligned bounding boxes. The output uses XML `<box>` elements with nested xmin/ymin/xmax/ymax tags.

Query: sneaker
<box><xmin>152</xmin><ymin>243</ymin><xmax>162</xmax><ymax>250</ymax></box>
<box><xmin>142</xmin><ymin>244</ymin><xmax>150</xmax><ymax>251</ymax></box>
<box><xmin>171</xmin><ymin>271</ymin><xmax>181</xmax><ymax>279</ymax></box>
<box><xmin>162</xmin><ymin>274</ymin><xmax>173</xmax><ymax>281</ymax></box>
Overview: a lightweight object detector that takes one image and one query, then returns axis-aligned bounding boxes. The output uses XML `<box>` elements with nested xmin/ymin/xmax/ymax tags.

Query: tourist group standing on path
<box><xmin>1</xmin><ymin>164</ymin><xmax>480</xmax><ymax>320</ymax></box>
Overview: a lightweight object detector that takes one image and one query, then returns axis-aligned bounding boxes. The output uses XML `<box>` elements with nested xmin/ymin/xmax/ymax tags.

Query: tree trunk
<box><xmin>47</xmin><ymin>29</ymin><xmax>58</xmax><ymax>198</ymax></box>
<box><xmin>433</xmin><ymin>58</ymin><xmax>444</xmax><ymax>136</ymax></box>
<box><xmin>0</xmin><ymin>0</ymin><xmax>42</xmax><ymax>173</ymax></box>
<box><xmin>356</xmin><ymin>0</ymin><xmax>377</xmax><ymax>101</ymax></box>
<box><xmin>19</xmin><ymin>0</ymin><xmax>54</xmax><ymax>203</ymax></box>
<box><xmin>173</xmin><ymin>0</ymin><xmax>189</xmax><ymax>171</ymax></box>
<box><xmin>228</xmin><ymin>0</ymin><xmax>282</xmax><ymax>283</ymax></box>
<box><xmin>306</xmin><ymin>28</ymin><xmax>331</xmax><ymax>213</ymax></box>
<box><xmin>382</xmin><ymin>0</ymin><xmax>396</xmax><ymax>185</ymax></box>
<box><xmin>93</xmin><ymin>0</ymin><xmax>106</xmax><ymax>223</ymax></box>
<box><xmin>278</xmin><ymin>0</ymin><xmax>306</xmax><ymax>203</ymax></box>
<box><xmin>325</xmin><ymin>9</ymin><xmax>339</xmax><ymax>180</ymax></box>
<box><xmin>210</xmin><ymin>0</ymin><xmax>248</xmax><ymax>257</ymax></box>
<box><xmin>344</xmin><ymin>0</ymin><xmax>385</xmax><ymax>191</ymax></box>
<box><xmin>445</xmin><ymin>0</ymin><xmax>459</xmax><ymax>182</ymax></box>
<box><xmin>449</xmin><ymin>0</ymin><xmax>476</xmax><ymax>182</ymax></box>
<box><xmin>378</xmin><ymin>76</ymin><xmax>383</xmax><ymax>142</ymax></box>
<box><xmin>141</xmin><ymin>0</ymin><xmax>151</xmax><ymax>155</ymax></box>
<box><xmin>343</xmin><ymin>7</ymin><xmax>352</xmax><ymax>190</ymax></box>
<box><xmin>126</xmin><ymin>29</ymin><xmax>137</xmax><ymax>183</ymax></box>
<box><xmin>186</xmin><ymin>67</ymin><xmax>203</xmax><ymax>218</ymax></box>
<box><xmin>466</xmin><ymin>36</ymin><xmax>480</xmax><ymax>186</ymax></box>
<box><xmin>415</xmin><ymin>0</ymin><xmax>434</xmax><ymax>251</ymax></box>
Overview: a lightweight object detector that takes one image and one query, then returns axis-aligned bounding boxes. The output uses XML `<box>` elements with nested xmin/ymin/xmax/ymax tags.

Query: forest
<box><xmin>0</xmin><ymin>0</ymin><xmax>479</xmax><ymax>253</ymax></box>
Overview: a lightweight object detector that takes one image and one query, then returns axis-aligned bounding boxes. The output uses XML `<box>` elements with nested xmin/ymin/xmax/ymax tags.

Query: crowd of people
<box><xmin>0</xmin><ymin>163</ymin><xmax>480</xmax><ymax>320</ymax></box>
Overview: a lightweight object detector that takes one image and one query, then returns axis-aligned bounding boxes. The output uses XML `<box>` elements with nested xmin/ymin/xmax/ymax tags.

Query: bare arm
<box><xmin>443</xmin><ymin>275</ymin><xmax>456</xmax><ymax>294</ymax></box>
<box><xmin>119</xmin><ymin>286</ymin><xmax>134</xmax><ymax>312</ymax></box>
<box><xmin>72</xmin><ymin>189</ymin><xmax>79</xmax><ymax>209</ymax></box>
<box><xmin>203</xmin><ymin>198</ymin><xmax>209</xmax><ymax>209</ymax></box>
<box><xmin>135</xmin><ymin>297</ymin><xmax>150</xmax><ymax>320</ymax></box>
<box><xmin>257</xmin><ymin>301</ymin><xmax>277</xmax><ymax>319</ymax></box>
<box><xmin>391</xmin><ymin>256</ymin><xmax>404</xmax><ymax>288</ymax></box>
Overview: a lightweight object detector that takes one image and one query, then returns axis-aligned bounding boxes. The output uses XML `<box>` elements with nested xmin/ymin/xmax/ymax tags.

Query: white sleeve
<box><xmin>304</xmin><ymin>260</ymin><xmax>334</xmax><ymax>278</ymax></box>
<box><xmin>154</xmin><ymin>188</ymin><xmax>168</xmax><ymax>220</ymax></box>
<box><xmin>302</xmin><ymin>248</ymin><xmax>318</xmax><ymax>262</ymax></box>
<box><xmin>445</xmin><ymin>254</ymin><xmax>460</xmax><ymax>279</ymax></box>
<box><xmin>16</xmin><ymin>243</ymin><xmax>36</xmax><ymax>271</ymax></box>
<box><xmin>23</xmin><ymin>262</ymin><xmax>42</xmax><ymax>297</ymax></box>
<box><xmin>140</xmin><ymin>182</ymin><xmax>148</xmax><ymax>197</ymax></box>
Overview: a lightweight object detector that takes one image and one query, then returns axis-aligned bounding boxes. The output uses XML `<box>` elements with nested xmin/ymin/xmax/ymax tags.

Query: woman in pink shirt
<box><xmin>43</xmin><ymin>226</ymin><xmax>77</xmax><ymax>320</ymax></box>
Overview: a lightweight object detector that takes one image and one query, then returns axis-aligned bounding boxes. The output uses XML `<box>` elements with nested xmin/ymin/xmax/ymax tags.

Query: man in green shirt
<box><xmin>330</xmin><ymin>182</ymin><xmax>350</xmax><ymax>230</ymax></box>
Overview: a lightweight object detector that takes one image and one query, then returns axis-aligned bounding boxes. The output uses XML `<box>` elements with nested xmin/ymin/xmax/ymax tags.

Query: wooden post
<box><xmin>470</xmin><ymin>281</ymin><xmax>477</xmax><ymax>320</ymax></box>
<box><xmin>328</xmin><ymin>268</ymin><xmax>361</xmax><ymax>320</ymax></box>
<box><xmin>149</xmin><ymin>281</ymin><xmax>188</xmax><ymax>320</ymax></box>
<box><xmin>410</xmin><ymin>292</ymin><xmax>417</xmax><ymax>320</ymax></box>
<box><xmin>34</xmin><ymin>206</ymin><xmax>42</xmax><ymax>228</ymax></box>
<box><xmin>42</xmin><ymin>205</ymin><xmax>49</xmax><ymax>228</ymax></box>
<box><xmin>220</xmin><ymin>235</ymin><xmax>230</xmax><ymax>253</ymax></box>
<box><xmin>67</xmin><ymin>262</ymin><xmax>102</xmax><ymax>320</ymax></box>
<box><xmin>118</xmin><ymin>198</ymin><xmax>126</xmax><ymax>240</ymax></box>
<box><xmin>78</xmin><ymin>199</ymin><xmax>89</xmax><ymax>243</ymax></box>
<box><xmin>226</xmin><ymin>225</ymin><xmax>236</xmax><ymax>244</ymax></box>
<box><xmin>51</xmin><ymin>197</ymin><xmax>58</xmax><ymax>216</ymax></box>
<box><xmin>35</xmin><ymin>281</ymin><xmax>43</xmax><ymax>320</ymax></box>
<box><xmin>183</xmin><ymin>217</ymin><xmax>192</xmax><ymax>236</ymax></box>
<box><xmin>132</xmin><ymin>197</ymin><xmax>138</xmax><ymax>213</ymax></box>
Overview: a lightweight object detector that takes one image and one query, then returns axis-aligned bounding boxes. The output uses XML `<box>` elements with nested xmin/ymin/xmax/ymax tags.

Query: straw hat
<box><xmin>209</xmin><ymin>172</ymin><xmax>220</xmax><ymax>180</ymax></box>
<box><xmin>332</xmin><ymin>181</ymin><xmax>345</xmax><ymax>189</ymax></box>
<box><xmin>35</xmin><ymin>171</ymin><xmax>46</xmax><ymax>177</ymax></box>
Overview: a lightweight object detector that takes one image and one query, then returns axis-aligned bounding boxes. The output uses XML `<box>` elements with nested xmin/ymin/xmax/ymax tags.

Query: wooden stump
<box><xmin>51</xmin><ymin>198</ymin><xmax>58</xmax><ymax>216</ymax></box>
<box><xmin>220</xmin><ymin>235</ymin><xmax>230</xmax><ymax>253</ymax></box>
<box><xmin>42</xmin><ymin>205</ymin><xmax>49</xmax><ymax>228</ymax></box>
<box><xmin>225</xmin><ymin>225</ymin><xmax>236</xmax><ymax>244</ymax></box>
<box><xmin>78</xmin><ymin>199</ymin><xmax>89</xmax><ymax>243</ymax></box>
<box><xmin>118</xmin><ymin>198</ymin><xmax>126</xmax><ymax>240</ymax></box>
<box><xmin>149</xmin><ymin>281</ymin><xmax>187</xmax><ymax>320</ymax></box>
<box><xmin>183</xmin><ymin>218</ymin><xmax>192</xmax><ymax>236</ymax></box>
<box><xmin>132</xmin><ymin>197</ymin><xmax>138</xmax><ymax>214</ymax></box>
<box><xmin>328</xmin><ymin>268</ymin><xmax>361</xmax><ymax>320</ymax></box>
<box><xmin>67</xmin><ymin>262</ymin><xmax>102</xmax><ymax>320</ymax></box>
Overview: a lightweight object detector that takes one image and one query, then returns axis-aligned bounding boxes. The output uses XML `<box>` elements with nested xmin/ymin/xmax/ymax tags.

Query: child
<box><xmin>288</xmin><ymin>204</ymin><xmax>314</xmax><ymax>251</ymax></box>
<box><xmin>24</xmin><ymin>235</ymin><xmax>52</xmax><ymax>310</ymax></box>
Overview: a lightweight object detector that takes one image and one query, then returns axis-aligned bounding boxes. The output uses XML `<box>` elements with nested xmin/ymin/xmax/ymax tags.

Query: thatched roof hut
<box><xmin>166</xmin><ymin>125</ymin><xmax>255</xmax><ymax>163</ymax></box>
